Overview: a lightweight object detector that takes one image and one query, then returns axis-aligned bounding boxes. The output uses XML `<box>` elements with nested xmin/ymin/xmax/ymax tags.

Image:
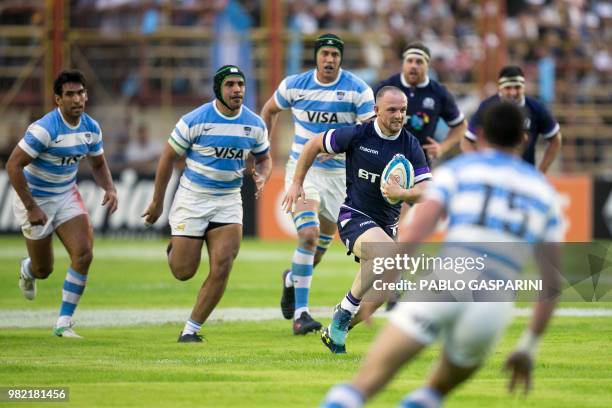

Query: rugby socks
<box><xmin>56</xmin><ymin>267</ymin><xmax>87</xmax><ymax>328</ymax></box>
<box><xmin>292</xmin><ymin>246</ymin><xmax>315</xmax><ymax>319</ymax></box>
<box><xmin>399</xmin><ymin>387</ymin><xmax>443</xmax><ymax>408</ymax></box>
<box><xmin>284</xmin><ymin>234</ymin><xmax>332</xmax><ymax>294</ymax></box>
<box><xmin>340</xmin><ymin>291</ymin><xmax>361</xmax><ymax>315</ymax></box>
<box><xmin>181</xmin><ymin>319</ymin><xmax>202</xmax><ymax>336</ymax></box>
<box><xmin>316</xmin><ymin>233</ymin><xmax>333</xmax><ymax>255</ymax></box>
<box><xmin>321</xmin><ymin>384</ymin><xmax>364</xmax><ymax>408</ymax></box>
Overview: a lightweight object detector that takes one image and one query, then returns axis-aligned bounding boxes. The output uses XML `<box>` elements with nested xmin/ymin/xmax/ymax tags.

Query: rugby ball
<box><xmin>380</xmin><ymin>154</ymin><xmax>414</xmax><ymax>205</ymax></box>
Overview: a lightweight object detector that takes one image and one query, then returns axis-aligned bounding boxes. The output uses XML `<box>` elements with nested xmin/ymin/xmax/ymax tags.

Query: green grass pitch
<box><xmin>1</xmin><ymin>236</ymin><xmax>611</xmax><ymax>407</ymax></box>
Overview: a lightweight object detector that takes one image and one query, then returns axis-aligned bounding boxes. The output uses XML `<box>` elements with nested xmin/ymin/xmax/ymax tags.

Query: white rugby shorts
<box><xmin>168</xmin><ymin>186</ymin><xmax>242</xmax><ymax>237</ymax></box>
<box><xmin>389</xmin><ymin>301</ymin><xmax>514</xmax><ymax>367</ymax></box>
<box><xmin>284</xmin><ymin>159</ymin><xmax>345</xmax><ymax>223</ymax></box>
<box><xmin>13</xmin><ymin>186</ymin><xmax>88</xmax><ymax>240</ymax></box>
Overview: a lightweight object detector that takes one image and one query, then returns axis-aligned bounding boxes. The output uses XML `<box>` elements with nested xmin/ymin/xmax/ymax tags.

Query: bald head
<box><xmin>376</xmin><ymin>85</ymin><xmax>406</xmax><ymax>102</ymax></box>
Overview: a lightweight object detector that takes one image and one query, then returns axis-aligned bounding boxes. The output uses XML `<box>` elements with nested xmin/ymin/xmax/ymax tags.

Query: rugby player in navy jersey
<box><xmin>283</xmin><ymin>86</ymin><xmax>432</xmax><ymax>353</ymax></box>
<box><xmin>461</xmin><ymin>65</ymin><xmax>562</xmax><ymax>173</ymax></box>
<box><xmin>374</xmin><ymin>42</ymin><xmax>466</xmax><ymax>163</ymax></box>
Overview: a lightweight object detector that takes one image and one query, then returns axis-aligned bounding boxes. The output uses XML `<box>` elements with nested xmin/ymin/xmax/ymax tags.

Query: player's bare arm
<box><xmin>260</xmin><ymin>97</ymin><xmax>282</xmax><ymax>139</ymax></box>
<box><xmin>460</xmin><ymin>134</ymin><xmax>477</xmax><ymax>152</ymax></box>
<box><xmin>88</xmin><ymin>154</ymin><xmax>118</xmax><ymax>214</ymax></box>
<box><xmin>423</xmin><ymin>120</ymin><xmax>467</xmax><ymax>159</ymax></box>
<box><xmin>505</xmin><ymin>241</ymin><xmax>561</xmax><ymax>394</ymax></box>
<box><xmin>282</xmin><ymin>134</ymin><xmax>325</xmax><ymax>213</ymax></box>
<box><xmin>142</xmin><ymin>142</ymin><xmax>181</xmax><ymax>225</ymax></box>
<box><xmin>6</xmin><ymin>145</ymin><xmax>47</xmax><ymax>226</ymax></box>
<box><xmin>252</xmin><ymin>152</ymin><xmax>272</xmax><ymax>199</ymax></box>
<box><xmin>538</xmin><ymin>132</ymin><xmax>562</xmax><ymax>173</ymax></box>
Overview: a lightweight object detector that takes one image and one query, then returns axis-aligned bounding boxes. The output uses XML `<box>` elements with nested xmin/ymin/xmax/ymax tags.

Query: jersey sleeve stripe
<box><xmin>274</xmin><ymin>91</ymin><xmax>290</xmax><ymax>110</ymax></box>
<box><xmin>541</xmin><ymin>123</ymin><xmax>560</xmax><ymax>139</ymax></box>
<box><xmin>323</xmin><ymin>130</ymin><xmax>336</xmax><ymax>154</ymax></box>
<box><xmin>465</xmin><ymin>129</ymin><xmax>477</xmax><ymax>141</ymax></box>
<box><xmin>414</xmin><ymin>166</ymin><xmax>431</xmax><ymax>176</ymax></box>
<box><xmin>447</xmin><ymin>113</ymin><xmax>465</xmax><ymax>127</ymax></box>
<box><xmin>415</xmin><ymin>173</ymin><xmax>433</xmax><ymax>183</ymax></box>
<box><xmin>18</xmin><ymin>138</ymin><xmax>41</xmax><ymax>158</ymax></box>
<box><xmin>168</xmin><ymin>138</ymin><xmax>186</xmax><ymax>155</ymax></box>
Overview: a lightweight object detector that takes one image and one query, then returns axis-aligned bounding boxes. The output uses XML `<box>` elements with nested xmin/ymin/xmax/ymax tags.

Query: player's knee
<box><xmin>210</xmin><ymin>255</ymin><xmax>234</xmax><ymax>280</ymax></box>
<box><xmin>298</xmin><ymin>228</ymin><xmax>319</xmax><ymax>250</ymax></box>
<box><xmin>31</xmin><ymin>263</ymin><xmax>53</xmax><ymax>279</ymax></box>
<box><xmin>170</xmin><ymin>264</ymin><xmax>197</xmax><ymax>281</ymax></box>
<box><xmin>72</xmin><ymin>247</ymin><xmax>93</xmax><ymax>269</ymax></box>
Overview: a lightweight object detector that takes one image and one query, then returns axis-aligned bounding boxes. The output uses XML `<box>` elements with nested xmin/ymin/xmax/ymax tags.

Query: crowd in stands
<box><xmin>0</xmin><ymin>0</ymin><xmax>610</xmax><ymax>172</ymax></box>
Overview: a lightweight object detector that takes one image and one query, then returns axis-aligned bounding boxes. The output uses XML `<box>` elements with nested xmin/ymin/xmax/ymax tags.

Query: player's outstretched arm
<box><xmin>252</xmin><ymin>152</ymin><xmax>272</xmax><ymax>199</ymax></box>
<box><xmin>538</xmin><ymin>132</ymin><xmax>562</xmax><ymax>174</ymax></box>
<box><xmin>6</xmin><ymin>146</ymin><xmax>48</xmax><ymax>226</ymax></box>
<box><xmin>505</xmin><ymin>242</ymin><xmax>561</xmax><ymax>395</ymax></box>
<box><xmin>89</xmin><ymin>154</ymin><xmax>118</xmax><ymax>215</ymax></box>
<box><xmin>439</xmin><ymin>119</ymin><xmax>467</xmax><ymax>157</ymax></box>
<box><xmin>260</xmin><ymin>97</ymin><xmax>283</xmax><ymax>142</ymax></box>
<box><xmin>142</xmin><ymin>143</ymin><xmax>181</xmax><ymax>225</ymax></box>
<box><xmin>281</xmin><ymin>134</ymin><xmax>324</xmax><ymax>213</ymax></box>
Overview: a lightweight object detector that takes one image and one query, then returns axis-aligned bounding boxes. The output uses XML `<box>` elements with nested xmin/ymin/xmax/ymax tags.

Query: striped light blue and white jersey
<box><xmin>169</xmin><ymin>101</ymin><xmax>269</xmax><ymax>195</ymax></box>
<box><xmin>425</xmin><ymin>150</ymin><xmax>564</xmax><ymax>279</ymax></box>
<box><xmin>274</xmin><ymin>69</ymin><xmax>375</xmax><ymax>171</ymax></box>
<box><xmin>17</xmin><ymin>108</ymin><xmax>103</xmax><ymax>197</ymax></box>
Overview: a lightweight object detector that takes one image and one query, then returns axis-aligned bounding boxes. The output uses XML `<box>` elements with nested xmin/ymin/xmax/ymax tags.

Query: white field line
<box><xmin>0</xmin><ymin>307</ymin><xmax>610</xmax><ymax>329</ymax></box>
<box><xmin>0</xmin><ymin>247</ymin><xmax>350</xmax><ymax>262</ymax></box>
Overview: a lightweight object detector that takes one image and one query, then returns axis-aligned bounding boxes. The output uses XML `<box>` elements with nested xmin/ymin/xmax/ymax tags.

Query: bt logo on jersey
<box><xmin>358</xmin><ymin>168</ymin><xmax>380</xmax><ymax>183</ymax></box>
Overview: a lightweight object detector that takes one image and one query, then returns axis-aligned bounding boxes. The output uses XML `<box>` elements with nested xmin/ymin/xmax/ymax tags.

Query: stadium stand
<box><xmin>0</xmin><ymin>0</ymin><xmax>610</xmax><ymax>174</ymax></box>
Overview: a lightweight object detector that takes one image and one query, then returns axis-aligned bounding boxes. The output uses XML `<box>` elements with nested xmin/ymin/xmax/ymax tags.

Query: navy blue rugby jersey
<box><xmin>374</xmin><ymin>75</ymin><xmax>464</xmax><ymax>146</ymax></box>
<box><xmin>466</xmin><ymin>94</ymin><xmax>560</xmax><ymax>165</ymax></box>
<box><xmin>322</xmin><ymin>121</ymin><xmax>432</xmax><ymax>227</ymax></box>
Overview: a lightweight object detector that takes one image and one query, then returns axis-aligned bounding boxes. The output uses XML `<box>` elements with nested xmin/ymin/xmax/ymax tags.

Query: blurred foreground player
<box><xmin>7</xmin><ymin>70</ymin><xmax>118</xmax><ymax>338</ymax></box>
<box><xmin>284</xmin><ymin>86</ymin><xmax>431</xmax><ymax>354</ymax></box>
<box><xmin>322</xmin><ymin>102</ymin><xmax>563</xmax><ymax>407</ymax></box>
<box><xmin>143</xmin><ymin>65</ymin><xmax>271</xmax><ymax>342</ymax></box>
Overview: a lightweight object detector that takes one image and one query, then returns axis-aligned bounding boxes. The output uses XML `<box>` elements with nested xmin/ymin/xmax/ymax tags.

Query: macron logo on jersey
<box><xmin>359</xmin><ymin>146</ymin><xmax>379</xmax><ymax>155</ymax></box>
<box><xmin>306</xmin><ymin>111</ymin><xmax>339</xmax><ymax>124</ymax></box>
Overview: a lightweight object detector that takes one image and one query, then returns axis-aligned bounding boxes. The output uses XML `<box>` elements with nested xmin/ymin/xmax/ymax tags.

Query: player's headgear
<box><xmin>402</xmin><ymin>42</ymin><xmax>431</xmax><ymax>62</ymax></box>
<box><xmin>213</xmin><ymin>65</ymin><xmax>245</xmax><ymax>110</ymax></box>
<box><xmin>314</xmin><ymin>33</ymin><xmax>344</xmax><ymax>63</ymax></box>
<box><xmin>498</xmin><ymin>65</ymin><xmax>525</xmax><ymax>88</ymax></box>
